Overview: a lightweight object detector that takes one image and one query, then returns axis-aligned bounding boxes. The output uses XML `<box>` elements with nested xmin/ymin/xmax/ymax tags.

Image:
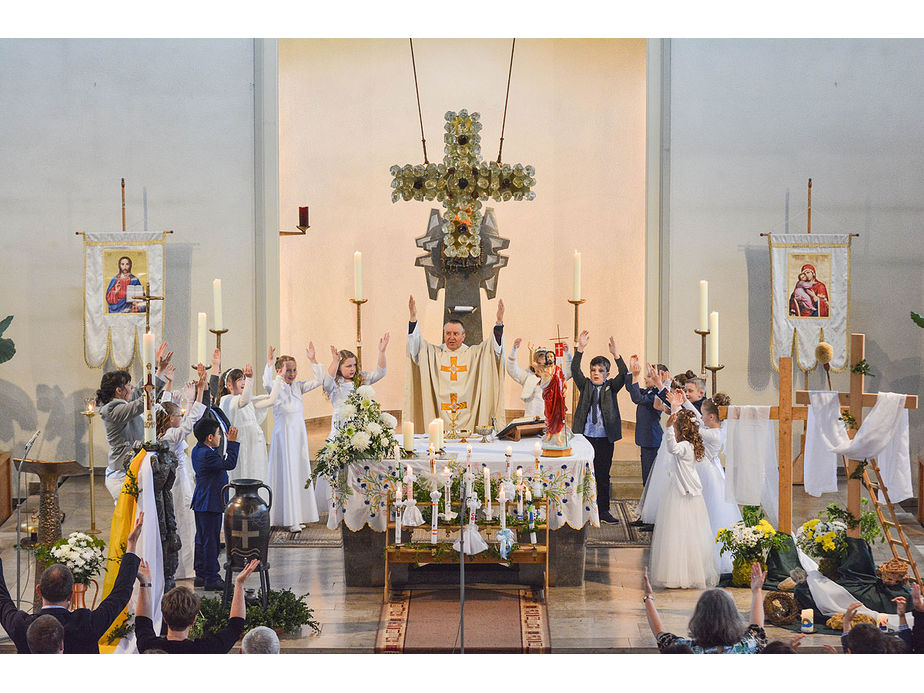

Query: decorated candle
<box><xmin>483</xmin><ymin>464</ymin><xmax>492</xmax><ymax>520</ymax></box>
<box><xmin>877</xmin><ymin>614</ymin><xmax>889</xmax><ymax>631</ymax></box>
<box><xmin>354</xmin><ymin>251</ymin><xmax>363</xmax><ymax>301</ymax></box>
<box><xmin>800</xmin><ymin>609</ymin><xmax>814</xmax><ymax>634</ymax></box>
<box><xmin>708</xmin><ymin>311</ymin><xmax>719</xmax><ymax>367</ymax></box>
<box><xmin>572</xmin><ymin>250</ymin><xmax>582</xmax><ymax>301</ymax></box>
<box><xmin>428</xmin><ymin>447</ymin><xmax>436</xmax><ymax>475</ymax></box>
<box><xmin>143</xmin><ymin>331</ymin><xmax>155</xmax><ymax>368</ymax></box>
<box><xmin>402</xmin><ymin>421</ymin><xmax>414</xmax><ymax>451</ymax></box>
<box><xmin>213</xmin><ymin>279</ymin><xmax>223</xmax><ymax>331</ymax></box>
<box><xmin>197</xmin><ymin>312</ymin><xmax>207</xmax><ymax>365</ymax></box>
<box><xmin>466</xmin><ymin>444</ymin><xmax>472</xmax><ymax>472</ymax></box>
<box><xmin>533</xmin><ymin>441</ymin><xmax>542</xmax><ymax>467</ymax></box>
<box><xmin>699</xmin><ymin>280</ymin><xmax>708</xmax><ymax>332</ymax></box>
<box><xmin>527</xmin><ymin>504</ymin><xmax>536</xmax><ymax>544</ymax></box>
<box><xmin>517</xmin><ymin>478</ymin><xmax>524</xmax><ymax>520</ymax></box>
<box><xmin>405</xmin><ymin>465</ymin><xmax>414</xmax><ymax>501</ymax></box>
<box><xmin>505</xmin><ymin>446</ymin><xmax>513</xmax><ymax>478</ymax></box>
<box><xmin>498</xmin><ymin>484</ymin><xmax>507</xmax><ymax>530</ymax></box>
<box><xmin>395</xmin><ymin>498</ymin><xmax>403</xmax><ymax>546</ymax></box>
<box><xmin>443</xmin><ymin>466</ymin><xmax>452</xmax><ymax>516</ymax></box>
<box><xmin>430</xmin><ymin>491</ymin><xmax>441</xmax><ymax>544</ymax></box>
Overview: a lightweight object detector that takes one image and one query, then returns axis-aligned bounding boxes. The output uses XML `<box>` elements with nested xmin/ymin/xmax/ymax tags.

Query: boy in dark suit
<box><xmin>684</xmin><ymin>377</ymin><xmax>707</xmax><ymax>412</ymax></box>
<box><xmin>191</xmin><ymin>417</ymin><xmax>239</xmax><ymax>590</ymax></box>
<box><xmin>625</xmin><ymin>357</ymin><xmax>671</xmax><ymax>486</ymax></box>
<box><xmin>571</xmin><ymin>330</ymin><xmax>628</xmax><ymax>524</ymax></box>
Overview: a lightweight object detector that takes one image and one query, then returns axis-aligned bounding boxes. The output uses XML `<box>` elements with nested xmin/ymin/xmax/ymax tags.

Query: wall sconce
<box><xmin>281</xmin><ymin>205</ymin><xmax>310</xmax><ymax>236</ymax></box>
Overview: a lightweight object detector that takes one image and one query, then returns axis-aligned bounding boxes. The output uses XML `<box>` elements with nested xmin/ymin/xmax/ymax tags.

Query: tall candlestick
<box><xmin>707</xmin><ymin>311</ymin><xmax>720</xmax><ymax>367</ymax></box>
<box><xmin>197</xmin><ymin>312</ymin><xmax>207</xmax><ymax>365</ymax></box>
<box><xmin>402</xmin><ymin>421</ymin><xmax>414</xmax><ymax>452</ymax></box>
<box><xmin>353</xmin><ymin>251</ymin><xmax>363</xmax><ymax>301</ymax></box>
<box><xmin>572</xmin><ymin>250</ymin><xmax>582</xmax><ymax>302</ymax></box>
<box><xmin>483</xmin><ymin>465</ymin><xmax>492</xmax><ymax>521</ymax></box>
<box><xmin>699</xmin><ymin>280</ymin><xmax>709</xmax><ymax>332</ymax></box>
<box><xmin>213</xmin><ymin>279</ymin><xmax>223</xmax><ymax>331</ymax></box>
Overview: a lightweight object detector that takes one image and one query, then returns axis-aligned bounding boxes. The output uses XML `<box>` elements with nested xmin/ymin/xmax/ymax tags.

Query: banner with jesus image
<box><xmin>768</xmin><ymin>233</ymin><xmax>851</xmax><ymax>372</ymax></box>
<box><xmin>84</xmin><ymin>231</ymin><xmax>166</xmax><ymax>368</ymax></box>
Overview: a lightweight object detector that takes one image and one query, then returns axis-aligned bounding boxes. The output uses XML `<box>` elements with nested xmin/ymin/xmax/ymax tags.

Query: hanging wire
<box><xmin>496</xmin><ymin>38</ymin><xmax>516</xmax><ymax>164</ymax></box>
<box><xmin>409</xmin><ymin>39</ymin><xmax>429</xmax><ymax>164</ymax></box>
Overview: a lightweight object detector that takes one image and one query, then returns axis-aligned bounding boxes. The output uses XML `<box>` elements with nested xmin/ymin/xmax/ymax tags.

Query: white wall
<box><xmin>278</xmin><ymin>38</ymin><xmax>647</xmax><ymax>419</ymax></box>
<box><xmin>0</xmin><ymin>39</ymin><xmax>259</xmax><ymax>470</ymax></box>
<box><xmin>667</xmin><ymin>39</ymin><xmax>924</xmax><ymax>455</ymax></box>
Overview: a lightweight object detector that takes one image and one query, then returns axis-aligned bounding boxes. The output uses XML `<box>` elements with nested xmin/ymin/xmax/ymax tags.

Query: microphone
<box><xmin>25</xmin><ymin>430</ymin><xmax>41</xmax><ymax>450</ymax></box>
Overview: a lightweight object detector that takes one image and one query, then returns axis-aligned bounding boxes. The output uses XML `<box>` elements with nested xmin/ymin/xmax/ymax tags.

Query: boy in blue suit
<box><xmin>625</xmin><ymin>357</ymin><xmax>670</xmax><ymax>487</ymax></box>
<box><xmin>191</xmin><ymin>417</ymin><xmax>239</xmax><ymax>590</ymax></box>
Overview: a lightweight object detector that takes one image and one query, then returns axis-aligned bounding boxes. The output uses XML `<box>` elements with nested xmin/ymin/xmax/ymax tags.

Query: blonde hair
<box><xmin>334</xmin><ymin>350</ymin><xmax>363</xmax><ymax>387</ymax></box>
<box><xmin>275</xmin><ymin>355</ymin><xmax>296</xmax><ymax>371</ymax></box>
<box><xmin>156</xmin><ymin>401</ymin><xmax>181</xmax><ymax>439</ymax></box>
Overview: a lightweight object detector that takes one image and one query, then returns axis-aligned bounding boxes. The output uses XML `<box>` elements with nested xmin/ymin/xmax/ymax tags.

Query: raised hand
<box><xmin>496</xmin><ymin>298</ymin><xmax>505</xmax><ymax>324</ymax></box>
<box><xmin>306</xmin><ymin>342</ymin><xmax>316</xmax><ymax>363</ymax></box>
<box><xmin>155</xmin><ymin>341</ymin><xmax>168</xmax><ymax>366</ymax></box>
<box><xmin>608</xmin><ymin>336</ymin><xmax>619</xmax><ymax>358</ymax></box>
<box><xmin>182</xmin><ymin>380</ymin><xmax>196</xmax><ymax>402</ymax></box>
<box><xmin>892</xmin><ymin>596</ymin><xmax>907</xmax><ymax>619</ymax></box>
<box><xmin>843</xmin><ymin>601</ymin><xmax>862</xmax><ymax>631</ymax></box>
<box><xmin>126</xmin><ymin>511</ymin><xmax>145</xmax><ymax>554</ymax></box>
<box><xmin>136</xmin><ymin>558</ymin><xmax>151</xmax><ymax>584</ymax></box>
<box><xmin>750</xmin><ymin>561</ymin><xmax>767</xmax><ymax>591</ymax></box>
<box><xmin>235</xmin><ymin>558</ymin><xmax>260</xmax><ymax>585</ymax></box>
<box><xmin>513</xmin><ymin>337</ymin><xmax>522</xmax><ymax>350</ymax></box>
<box><xmin>164</xmin><ymin>362</ymin><xmax>177</xmax><ymax>382</ymax></box>
<box><xmin>267</xmin><ymin>345</ymin><xmax>276</xmax><ymax>365</ymax></box>
<box><xmin>379</xmin><ymin>332</ymin><xmax>390</xmax><ymax>352</ymax></box>
<box><xmin>196</xmin><ymin>362</ymin><xmax>207</xmax><ymax>383</ymax></box>
<box><xmin>912</xmin><ymin>581</ymin><xmax>924</xmax><ymax>611</ymax></box>
<box><xmin>629</xmin><ymin>355</ymin><xmax>641</xmax><ymax>376</ymax></box>
<box><xmin>212</xmin><ymin>348</ymin><xmax>221</xmax><ymax>368</ymax></box>
<box><xmin>409</xmin><ymin>295</ymin><xmax>417</xmax><ymax>322</ymax></box>
<box><xmin>576</xmin><ymin>330</ymin><xmax>590</xmax><ymax>351</ymax></box>
<box><xmin>243</xmin><ymin>363</ymin><xmax>253</xmax><ymax>379</ymax></box>
<box><xmin>228</xmin><ymin>426</ymin><xmax>239</xmax><ymax>443</ymax></box>
<box><xmin>643</xmin><ymin>566</ymin><xmax>654</xmax><ymax>598</ymax></box>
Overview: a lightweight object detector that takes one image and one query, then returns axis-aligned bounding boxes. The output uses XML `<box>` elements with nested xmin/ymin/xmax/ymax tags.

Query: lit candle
<box><xmin>707</xmin><ymin>311</ymin><xmax>719</xmax><ymax>367</ymax></box>
<box><xmin>197</xmin><ymin>312</ymin><xmax>207</xmax><ymax>365</ymax></box>
<box><xmin>402</xmin><ymin>421</ymin><xmax>414</xmax><ymax>452</ymax></box>
<box><xmin>428</xmin><ymin>447</ymin><xmax>435</xmax><ymax>475</ymax></box>
<box><xmin>498</xmin><ymin>484</ymin><xmax>506</xmax><ymax>530</ymax></box>
<box><xmin>699</xmin><ymin>280</ymin><xmax>709</xmax><ymax>332</ymax></box>
<box><xmin>354</xmin><ymin>251</ymin><xmax>363</xmax><ymax>301</ymax></box>
<box><xmin>393</xmin><ymin>442</ymin><xmax>400</xmax><ymax>467</ymax></box>
<box><xmin>430</xmin><ymin>490</ymin><xmax>441</xmax><ymax>544</ymax></box>
<box><xmin>143</xmin><ymin>331</ymin><xmax>155</xmax><ymax>368</ymax></box>
<box><xmin>443</xmin><ymin>466</ymin><xmax>452</xmax><ymax>517</ymax></box>
<box><xmin>572</xmin><ymin>250</ymin><xmax>582</xmax><ymax>301</ymax></box>
<box><xmin>483</xmin><ymin>464</ymin><xmax>492</xmax><ymax>520</ymax></box>
<box><xmin>429</xmin><ymin>419</ymin><xmax>439</xmax><ymax>451</ymax></box>
<box><xmin>213</xmin><ymin>279</ymin><xmax>223</xmax><ymax>331</ymax></box>
<box><xmin>800</xmin><ymin>609</ymin><xmax>814</xmax><ymax>633</ymax></box>
<box><xmin>505</xmin><ymin>446</ymin><xmax>513</xmax><ymax>478</ymax></box>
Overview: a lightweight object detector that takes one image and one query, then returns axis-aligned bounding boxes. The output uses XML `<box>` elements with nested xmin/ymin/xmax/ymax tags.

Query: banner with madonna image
<box><xmin>768</xmin><ymin>233</ymin><xmax>851</xmax><ymax>372</ymax></box>
<box><xmin>83</xmin><ymin>231</ymin><xmax>166</xmax><ymax>368</ymax></box>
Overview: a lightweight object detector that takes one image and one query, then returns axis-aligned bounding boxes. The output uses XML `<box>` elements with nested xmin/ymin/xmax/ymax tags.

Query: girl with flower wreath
<box><xmin>648</xmin><ymin>399</ymin><xmax>718</xmax><ymax>589</ymax></box>
<box><xmin>316</xmin><ymin>334</ymin><xmax>389</xmax><ymax>512</ymax></box>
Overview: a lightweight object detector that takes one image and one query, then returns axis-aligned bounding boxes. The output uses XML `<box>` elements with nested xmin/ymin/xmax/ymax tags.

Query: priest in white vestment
<box><xmin>403</xmin><ymin>295</ymin><xmax>506</xmax><ymax>433</ymax></box>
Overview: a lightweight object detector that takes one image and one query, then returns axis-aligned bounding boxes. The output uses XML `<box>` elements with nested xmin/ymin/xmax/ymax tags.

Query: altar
<box><xmin>335</xmin><ymin>434</ymin><xmax>599</xmax><ymax>588</ymax></box>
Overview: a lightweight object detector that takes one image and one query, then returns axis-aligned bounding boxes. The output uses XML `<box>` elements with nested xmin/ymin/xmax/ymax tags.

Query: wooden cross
<box><xmin>440</xmin><ymin>356</ymin><xmax>467</xmax><ymax>382</ymax></box>
<box><xmin>441</xmin><ymin>393</ymin><xmax>468</xmax><ymax>414</ymax></box>
<box><xmin>232</xmin><ymin>519</ymin><xmax>260</xmax><ymax>549</ymax></box>
<box><xmin>132</xmin><ymin>282</ymin><xmax>164</xmax><ymax>333</ymax></box>
<box><xmin>795</xmin><ymin>333</ymin><xmax>918</xmax><ymax>538</ymax></box>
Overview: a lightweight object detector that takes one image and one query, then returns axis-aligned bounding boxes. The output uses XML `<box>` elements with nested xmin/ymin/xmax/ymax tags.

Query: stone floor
<box><xmin>3</xmin><ymin>465</ymin><xmax>921</xmax><ymax>654</ymax></box>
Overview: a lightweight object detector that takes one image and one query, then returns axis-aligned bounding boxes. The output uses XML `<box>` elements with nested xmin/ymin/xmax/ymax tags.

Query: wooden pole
<box><xmin>121</xmin><ymin>178</ymin><xmax>126</xmax><ymax>232</ymax></box>
<box><xmin>807</xmin><ymin>178</ymin><xmax>812</xmax><ymax>234</ymax></box>
<box><xmin>778</xmin><ymin>356</ymin><xmax>794</xmax><ymax>534</ymax></box>
<box><xmin>845</xmin><ymin>333</ymin><xmax>865</xmax><ymax>539</ymax></box>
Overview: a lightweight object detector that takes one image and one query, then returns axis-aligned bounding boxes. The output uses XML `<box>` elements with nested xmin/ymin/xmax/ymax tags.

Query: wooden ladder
<box><xmin>853</xmin><ymin>457</ymin><xmax>921</xmax><ymax>585</ymax></box>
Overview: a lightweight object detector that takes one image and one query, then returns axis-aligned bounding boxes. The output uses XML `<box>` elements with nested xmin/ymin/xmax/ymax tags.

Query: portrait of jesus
<box><xmin>104</xmin><ymin>251</ymin><xmax>148</xmax><ymax>314</ymax></box>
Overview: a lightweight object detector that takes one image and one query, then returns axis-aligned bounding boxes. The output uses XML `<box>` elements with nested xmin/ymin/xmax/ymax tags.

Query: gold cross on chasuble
<box><xmin>440</xmin><ymin>356</ymin><xmax>468</xmax><ymax>381</ymax></box>
<box><xmin>441</xmin><ymin>393</ymin><xmax>468</xmax><ymax>414</ymax></box>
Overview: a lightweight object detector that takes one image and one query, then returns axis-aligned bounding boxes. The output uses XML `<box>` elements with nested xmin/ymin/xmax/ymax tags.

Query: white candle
<box><xmin>430</xmin><ymin>491</ymin><xmax>441</xmax><ymax>544</ymax></box>
<box><xmin>393</xmin><ymin>442</ymin><xmax>400</xmax><ymax>467</ymax></box>
<box><xmin>429</xmin><ymin>419</ymin><xmax>439</xmax><ymax>450</ymax></box>
<box><xmin>436</xmin><ymin>418</ymin><xmax>444</xmax><ymax>450</ymax></box>
<box><xmin>443</xmin><ymin>467</ymin><xmax>452</xmax><ymax>516</ymax></box>
<box><xmin>143</xmin><ymin>331</ymin><xmax>155</xmax><ymax>368</ymax></box>
<box><xmin>498</xmin><ymin>484</ymin><xmax>506</xmax><ymax>530</ymax></box>
<box><xmin>517</xmin><ymin>469</ymin><xmax>524</xmax><ymax>520</ymax></box>
<box><xmin>354</xmin><ymin>251</ymin><xmax>363</xmax><ymax>301</ymax></box>
<box><xmin>395</xmin><ymin>499</ymin><xmax>403</xmax><ymax>545</ymax></box>
<box><xmin>527</xmin><ymin>504</ymin><xmax>537</xmax><ymax>544</ymax></box>
<box><xmin>406</xmin><ymin>465</ymin><xmax>414</xmax><ymax>501</ymax></box>
<box><xmin>402</xmin><ymin>421</ymin><xmax>414</xmax><ymax>451</ymax></box>
<box><xmin>572</xmin><ymin>250</ymin><xmax>582</xmax><ymax>301</ymax></box>
<box><xmin>708</xmin><ymin>311</ymin><xmax>719</xmax><ymax>367</ymax></box>
<box><xmin>533</xmin><ymin>441</ymin><xmax>542</xmax><ymax>460</ymax></box>
<box><xmin>699</xmin><ymin>280</ymin><xmax>709</xmax><ymax>332</ymax></box>
<box><xmin>213</xmin><ymin>279</ymin><xmax>223</xmax><ymax>331</ymax></box>
<box><xmin>483</xmin><ymin>465</ymin><xmax>492</xmax><ymax>520</ymax></box>
<box><xmin>801</xmin><ymin>609</ymin><xmax>814</xmax><ymax>633</ymax></box>
<box><xmin>505</xmin><ymin>446</ymin><xmax>513</xmax><ymax>478</ymax></box>
<box><xmin>197</xmin><ymin>312</ymin><xmax>207</xmax><ymax>365</ymax></box>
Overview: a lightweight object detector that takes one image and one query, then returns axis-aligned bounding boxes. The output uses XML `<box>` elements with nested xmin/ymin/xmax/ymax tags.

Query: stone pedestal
<box><xmin>342</xmin><ymin>524</ymin><xmax>387</xmax><ymax>587</ymax></box>
<box><xmin>549</xmin><ymin>524</ymin><xmax>586</xmax><ymax>587</ymax></box>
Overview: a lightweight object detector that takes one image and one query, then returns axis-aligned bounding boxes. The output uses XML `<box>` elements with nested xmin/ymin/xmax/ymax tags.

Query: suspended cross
<box><xmin>391</xmin><ymin>109</ymin><xmax>535</xmax><ymax>343</ymax></box>
<box><xmin>440</xmin><ymin>356</ymin><xmax>467</xmax><ymax>382</ymax></box>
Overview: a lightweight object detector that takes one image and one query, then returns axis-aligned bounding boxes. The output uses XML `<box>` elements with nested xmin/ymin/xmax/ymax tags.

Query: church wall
<box><xmin>667</xmin><ymin>39</ymin><xmax>924</xmax><ymax>458</ymax></box>
<box><xmin>0</xmin><ymin>39</ymin><xmax>258</xmax><ymax>474</ymax></box>
<box><xmin>278</xmin><ymin>38</ymin><xmax>647</xmax><ymax>423</ymax></box>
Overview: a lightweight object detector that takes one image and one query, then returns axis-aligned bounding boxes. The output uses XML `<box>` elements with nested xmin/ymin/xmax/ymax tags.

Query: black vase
<box><xmin>222</xmin><ymin>478</ymin><xmax>273</xmax><ymax>570</ymax></box>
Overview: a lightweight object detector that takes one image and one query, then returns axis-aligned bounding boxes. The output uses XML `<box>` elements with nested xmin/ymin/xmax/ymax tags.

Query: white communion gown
<box><xmin>648</xmin><ymin>426</ymin><xmax>719</xmax><ymax>589</ymax></box>
<box><xmin>220</xmin><ymin>374</ymin><xmax>280</xmax><ymax>485</ymax></box>
<box><xmin>263</xmin><ymin>363</ymin><xmax>322</xmax><ymax>531</ymax></box>
<box><xmin>697</xmin><ymin>423</ymin><xmax>741</xmax><ymax>575</ymax></box>
<box><xmin>318</xmin><ymin>366</ymin><xmax>386</xmax><ymax>513</ymax></box>
<box><xmin>159</xmin><ymin>398</ymin><xmax>206</xmax><ymax>581</ymax></box>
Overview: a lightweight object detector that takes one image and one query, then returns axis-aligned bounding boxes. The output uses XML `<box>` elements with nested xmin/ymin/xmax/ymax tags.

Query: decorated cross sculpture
<box><xmin>390</xmin><ymin>109</ymin><xmax>535</xmax><ymax>342</ymax></box>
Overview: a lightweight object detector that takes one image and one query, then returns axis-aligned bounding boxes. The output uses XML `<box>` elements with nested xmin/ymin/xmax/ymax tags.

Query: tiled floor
<box><xmin>4</xmin><ymin>467</ymin><xmax>919</xmax><ymax>654</ymax></box>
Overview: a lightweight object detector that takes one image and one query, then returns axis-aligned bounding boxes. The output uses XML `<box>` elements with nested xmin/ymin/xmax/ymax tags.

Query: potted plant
<box><xmin>716</xmin><ymin>505</ymin><xmax>785</xmax><ymax>587</ymax></box>
<box><xmin>796</xmin><ymin>501</ymin><xmax>881</xmax><ymax>580</ymax></box>
<box><xmin>32</xmin><ymin>531</ymin><xmax>108</xmax><ymax>609</ymax></box>
<box><xmin>190</xmin><ymin>589</ymin><xmax>320</xmax><ymax>641</ymax></box>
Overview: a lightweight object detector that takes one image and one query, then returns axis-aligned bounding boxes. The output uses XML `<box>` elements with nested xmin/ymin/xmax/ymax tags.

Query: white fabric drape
<box><xmin>724</xmin><ymin>406</ymin><xmax>778</xmax><ymax>527</ymax></box>
<box><xmin>84</xmin><ymin>231</ymin><xmax>165</xmax><ymax>368</ymax></box>
<box><xmin>769</xmin><ymin>233</ymin><xmax>850</xmax><ymax>371</ymax></box>
<box><xmin>804</xmin><ymin>390</ymin><xmax>912</xmax><ymax>503</ymax></box>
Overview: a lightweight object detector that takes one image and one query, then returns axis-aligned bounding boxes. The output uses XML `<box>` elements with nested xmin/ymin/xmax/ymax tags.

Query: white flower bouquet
<box><xmin>33</xmin><ymin>531</ymin><xmax>108</xmax><ymax>585</ymax></box>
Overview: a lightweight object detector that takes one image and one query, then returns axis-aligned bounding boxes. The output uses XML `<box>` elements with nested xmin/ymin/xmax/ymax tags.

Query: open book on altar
<box><xmin>496</xmin><ymin>416</ymin><xmax>546</xmax><ymax>441</ymax></box>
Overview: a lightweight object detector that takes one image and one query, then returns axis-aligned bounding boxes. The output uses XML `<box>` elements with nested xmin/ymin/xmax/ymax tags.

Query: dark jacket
<box><xmin>571</xmin><ymin>350</ymin><xmax>628</xmax><ymax>443</ymax></box>
<box><xmin>191</xmin><ymin>439</ymin><xmax>240</xmax><ymax>513</ymax></box>
<box><xmin>626</xmin><ymin>380</ymin><xmax>668</xmax><ymax>448</ymax></box>
<box><xmin>0</xmin><ymin>552</ymin><xmax>141</xmax><ymax>653</ymax></box>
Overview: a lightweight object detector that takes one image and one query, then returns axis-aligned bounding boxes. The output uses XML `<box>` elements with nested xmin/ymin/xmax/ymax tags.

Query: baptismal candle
<box><xmin>498</xmin><ymin>485</ymin><xmax>506</xmax><ymax>530</ymax></box>
<box><xmin>402</xmin><ymin>421</ymin><xmax>414</xmax><ymax>451</ymax></box>
<box><xmin>708</xmin><ymin>311</ymin><xmax>720</xmax><ymax>367</ymax></box>
<box><xmin>801</xmin><ymin>609</ymin><xmax>814</xmax><ymax>634</ymax></box>
<box><xmin>143</xmin><ymin>331</ymin><xmax>155</xmax><ymax>368</ymax></box>
<box><xmin>393</xmin><ymin>442</ymin><xmax>401</xmax><ymax>469</ymax></box>
<box><xmin>483</xmin><ymin>464</ymin><xmax>492</xmax><ymax>520</ymax></box>
<box><xmin>406</xmin><ymin>465</ymin><xmax>414</xmax><ymax>501</ymax></box>
<box><xmin>699</xmin><ymin>280</ymin><xmax>708</xmax><ymax>332</ymax></box>
<box><xmin>527</xmin><ymin>504</ymin><xmax>537</xmax><ymax>544</ymax></box>
<box><xmin>213</xmin><ymin>279</ymin><xmax>223</xmax><ymax>331</ymax></box>
<box><xmin>443</xmin><ymin>466</ymin><xmax>452</xmax><ymax>516</ymax></box>
<box><xmin>572</xmin><ymin>250</ymin><xmax>582</xmax><ymax>301</ymax></box>
<box><xmin>430</xmin><ymin>491</ymin><xmax>441</xmax><ymax>544</ymax></box>
<box><xmin>354</xmin><ymin>251</ymin><xmax>363</xmax><ymax>301</ymax></box>
<box><xmin>197</xmin><ymin>312</ymin><xmax>207</xmax><ymax>364</ymax></box>
<box><xmin>505</xmin><ymin>446</ymin><xmax>513</xmax><ymax>478</ymax></box>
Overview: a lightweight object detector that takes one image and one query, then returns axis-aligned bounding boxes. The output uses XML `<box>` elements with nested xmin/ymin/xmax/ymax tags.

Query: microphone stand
<box><xmin>15</xmin><ymin>430</ymin><xmax>42</xmax><ymax>608</ymax></box>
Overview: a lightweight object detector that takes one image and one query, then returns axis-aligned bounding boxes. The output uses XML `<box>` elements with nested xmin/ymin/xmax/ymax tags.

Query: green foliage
<box><xmin>848</xmin><ymin>459</ymin><xmax>869</xmax><ymax>480</ymax></box>
<box><xmin>0</xmin><ymin>315</ymin><xmax>14</xmax><ymax>365</ymax></box>
<box><xmin>190</xmin><ymin>589</ymin><xmax>319</xmax><ymax>641</ymax></box>
<box><xmin>122</xmin><ymin>468</ymin><xmax>140</xmax><ymax>499</ymax></box>
<box><xmin>839</xmin><ymin>412</ymin><xmax>858</xmax><ymax>430</ymax></box>
<box><xmin>741</xmin><ymin>505</ymin><xmax>764</xmax><ymax>526</ymax></box>
<box><xmin>911</xmin><ymin>311</ymin><xmax>924</xmax><ymax>328</ymax></box>
<box><xmin>823</xmin><ymin>501</ymin><xmax>882</xmax><ymax>545</ymax></box>
<box><xmin>105</xmin><ymin>613</ymin><xmax>135</xmax><ymax>645</ymax></box>
<box><xmin>851</xmin><ymin>359</ymin><xmax>874</xmax><ymax>378</ymax></box>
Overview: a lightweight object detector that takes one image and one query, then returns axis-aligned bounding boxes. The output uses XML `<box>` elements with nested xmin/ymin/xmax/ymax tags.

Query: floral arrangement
<box><xmin>32</xmin><ymin>531</ymin><xmax>108</xmax><ymax>585</ymax></box>
<box><xmin>796</xmin><ymin>517</ymin><xmax>848</xmax><ymax>560</ymax></box>
<box><xmin>308</xmin><ymin>385</ymin><xmax>399</xmax><ymax>509</ymax></box>
<box><xmin>716</xmin><ymin>506</ymin><xmax>784</xmax><ymax>564</ymax></box>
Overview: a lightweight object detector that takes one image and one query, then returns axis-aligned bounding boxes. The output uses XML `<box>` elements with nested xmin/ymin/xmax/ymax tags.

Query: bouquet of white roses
<box><xmin>308</xmin><ymin>385</ymin><xmax>399</xmax><ymax>507</ymax></box>
<box><xmin>33</xmin><ymin>531</ymin><xmax>108</xmax><ymax>585</ymax></box>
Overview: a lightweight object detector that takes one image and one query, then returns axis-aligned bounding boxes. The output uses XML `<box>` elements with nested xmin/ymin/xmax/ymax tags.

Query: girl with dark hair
<box><xmin>648</xmin><ymin>391</ymin><xmax>718</xmax><ymax>589</ymax></box>
<box><xmin>644</xmin><ymin>563</ymin><xmax>768</xmax><ymax>653</ymax></box>
<box><xmin>218</xmin><ymin>363</ymin><xmax>281</xmax><ymax>483</ymax></box>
